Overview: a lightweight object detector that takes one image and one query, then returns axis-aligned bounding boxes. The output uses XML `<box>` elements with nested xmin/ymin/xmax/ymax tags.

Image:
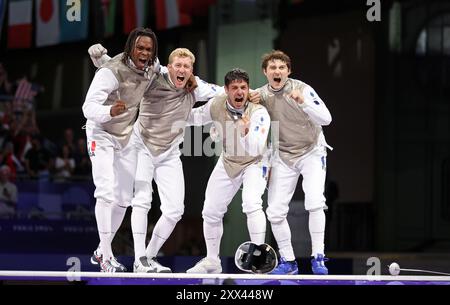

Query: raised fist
<box><xmin>88</xmin><ymin>43</ymin><xmax>107</xmax><ymax>58</ymax></box>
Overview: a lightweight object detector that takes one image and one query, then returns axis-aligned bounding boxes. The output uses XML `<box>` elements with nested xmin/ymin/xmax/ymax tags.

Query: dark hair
<box><xmin>261</xmin><ymin>50</ymin><xmax>291</xmax><ymax>71</ymax></box>
<box><xmin>122</xmin><ymin>27</ymin><xmax>158</xmax><ymax>66</ymax></box>
<box><xmin>224</xmin><ymin>68</ymin><xmax>250</xmax><ymax>87</ymax></box>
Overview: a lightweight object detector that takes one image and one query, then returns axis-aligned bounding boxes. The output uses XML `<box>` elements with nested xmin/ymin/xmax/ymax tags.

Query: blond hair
<box><xmin>168</xmin><ymin>48</ymin><xmax>196</xmax><ymax>64</ymax></box>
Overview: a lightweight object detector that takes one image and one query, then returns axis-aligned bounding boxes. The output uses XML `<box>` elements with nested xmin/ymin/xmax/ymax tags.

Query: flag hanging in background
<box><xmin>123</xmin><ymin>0</ymin><xmax>148</xmax><ymax>34</ymax></box>
<box><xmin>36</xmin><ymin>0</ymin><xmax>60</xmax><ymax>47</ymax></box>
<box><xmin>93</xmin><ymin>0</ymin><xmax>117</xmax><ymax>38</ymax></box>
<box><xmin>0</xmin><ymin>0</ymin><xmax>6</xmax><ymax>41</ymax></box>
<box><xmin>60</xmin><ymin>0</ymin><xmax>89</xmax><ymax>43</ymax></box>
<box><xmin>179</xmin><ymin>0</ymin><xmax>216</xmax><ymax>17</ymax></box>
<box><xmin>155</xmin><ymin>0</ymin><xmax>192</xmax><ymax>31</ymax></box>
<box><xmin>7</xmin><ymin>0</ymin><xmax>33</xmax><ymax>49</ymax></box>
<box><xmin>102</xmin><ymin>0</ymin><xmax>117</xmax><ymax>37</ymax></box>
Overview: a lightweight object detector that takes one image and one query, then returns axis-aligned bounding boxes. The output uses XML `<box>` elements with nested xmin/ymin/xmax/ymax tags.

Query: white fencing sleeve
<box><xmin>299</xmin><ymin>85</ymin><xmax>332</xmax><ymax>126</ymax></box>
<box><xmin>194</xmin><ymin>77</ymin><xmax>225</xmax><ymax>101</ymax></box>
<box><xmin>186</xmin><ymin>98</ymin><xmax>214</xmax><ymax>127</ymax></box>
<box><xmin>82</xmin><ymin>68</ymin><xmax>118</xmax><ymax>123</ymax></box>
<box><xmin>239</xmin><ymin>108</ymin><xmax>271</xmax><ymax>156</ymax></box>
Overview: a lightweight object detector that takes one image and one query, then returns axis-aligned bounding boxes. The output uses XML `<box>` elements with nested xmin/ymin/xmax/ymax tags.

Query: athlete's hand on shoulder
<box><xmin>186</xmin><ymin>74</ymin><xmax>198</xmax><ymax>93</ymax></box>
<box><xmin>249</xmin><ymin>90</ymin><xmax>261</xmax><ymax>104</ymax></box>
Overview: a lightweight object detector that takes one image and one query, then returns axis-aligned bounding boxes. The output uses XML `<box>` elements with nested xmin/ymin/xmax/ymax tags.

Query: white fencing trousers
<box><xmin>87</xmin><ymin>127</ymin><xmax>137</xmax><ymax>207</ymax></box>
<box><xmin>131</xmin><ymin>133</ymin><xmax>185</xmax><ymax>260</ymax></box>
<box><xmin>86</xmin><ymin>126</ymin><xmax>137</xmax><ymax>259</ymax></box>
<box><xmin>202</xmin><ymin>158</ymin><xmax>267</xmax><ymax>259</ymax></box>
<box><xmin>266</xmin><ymin>144</ymin><xmax>328</xmax><ymax>260</ymax></box>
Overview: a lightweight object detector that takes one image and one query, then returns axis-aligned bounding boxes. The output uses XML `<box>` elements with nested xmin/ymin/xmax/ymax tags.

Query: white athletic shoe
<box><xmin>147</xmin><ymin>257</ymin><xmax>172</xmax><ymax>273</ymax></box>
<box><xmin>110</xmin><ymin>257</ymin><xmax>127</xmax><ymax>272</ymax></box>
<box><xmin>100</xmin><ymin>259</ymin><xmax>123</xmax><ymax>273</ymax></box>
<box><xmin>90</xmin><ymin>248</ymin><xmax>103</xmax><ymax>265</ymax></box>
<box><xmin>186</xmin><ymin>257</ymin><xmax>222</xmax><ymax>274</ymax></box>
<box><xmin>133</xmin><ymin>257</ymin><xmax>155</xmax><ymax>273</ymax></box>
<box><xmin>90</xmin><ymin>248</ymin><xmax>127</xmax><ymax>272</ymax></box>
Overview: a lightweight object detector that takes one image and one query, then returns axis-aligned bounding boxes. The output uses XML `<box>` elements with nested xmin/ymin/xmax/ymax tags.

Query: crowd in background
<box><xmin>0</xmin><ymin>62</ymin><xmax>91</xmax><ymax>183</ymax></box>
<box><xmin>0</xmin><ymin>62</ymin><xmax>92</xmax><ymax>218</ymax></box>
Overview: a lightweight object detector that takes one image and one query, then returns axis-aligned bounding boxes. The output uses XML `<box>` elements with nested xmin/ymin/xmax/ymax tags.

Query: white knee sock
<box><xmin>131</xmin><ymin>206</ymin><xmax>149</xmax><ymax>260</ymax></box>
<box><xmin>96</xmin><ymin>204</ymin><xmax>128</xmax><ymax>255</ymax></box>
<box><xmin>246</xmin><ymin>209</ymin><xmax>266</xmax><ymax>245</ymax></box>
<box><xmin>309</xmin><ymin>208</ymin><xmax>326</xmax><ymax>257</ymax></box>
<box><xmin>203</xmin><ymin>221</ymin><xmax>223</xmax><ymax>261</ymax></box>
<box><xmin>110</xmin><ymin>204</ymin><xmax>128</xmax><ymax>243</ymax></box>
<box><xmin>145</xmin><ymin>215</ymin><xmax>177</xmax><ymax>259</ymax></box>
<box><xmin>270</xmin><ymin>219</ymin><xmax>295</xmax><ymax>261</ymax></box>
<box><xmin>95</xmin><ymin>199</ymin><xmax>113</xmax><ymax>260</ymax></box>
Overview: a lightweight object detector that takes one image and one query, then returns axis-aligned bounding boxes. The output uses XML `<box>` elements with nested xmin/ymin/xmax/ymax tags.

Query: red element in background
<box><xmin>40</xmin><ymin>0</ymin><xmax>53</xmax><ymax>23</ymax></box>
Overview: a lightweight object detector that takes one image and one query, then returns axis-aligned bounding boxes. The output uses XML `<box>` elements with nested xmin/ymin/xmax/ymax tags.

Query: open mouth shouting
<box><xmin>268</xmin><ymin>75</ymin><xmax>289</xmax><ymax>90</ymax></box>
<box><xmin>139</xmin><ymin>57</ymin><xmax>148</xmax><ymax>65</ymax></box>
<box><xmin>132</xmin><ymin>36</ymin><xmax>154</xmax><ymax>70</ymax></box>
<box><xmin>137</xmin><ymin>57</ymin><xmax>149</xmax><ymax>68</ymax></box>
<box><xmin>234</xmin><ymin>96</ymin><xmax>245</xmax><ymax>107</ymax></box>
<box><xmin>175</xmin><ymin>75</ymin><xmax>186</xmax><ymax>87</ymax></box>
<box><xmin>271</xmin><ymin>76</ymin><xmax>284</xmax><ymax>89</ymax></box>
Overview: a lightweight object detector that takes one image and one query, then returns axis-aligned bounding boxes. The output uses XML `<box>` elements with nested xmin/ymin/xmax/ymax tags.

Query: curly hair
<box><xmin>122</xmin><ymin>27</ymin><xmax>158</xmax><ymax>66</ymax></box>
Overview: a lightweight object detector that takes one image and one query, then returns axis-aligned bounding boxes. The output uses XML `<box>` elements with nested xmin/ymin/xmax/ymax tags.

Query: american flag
<box><xmin>13</xmin><ymin>78</ymin><xmax>38</xmax><ymax>111</ymax></box>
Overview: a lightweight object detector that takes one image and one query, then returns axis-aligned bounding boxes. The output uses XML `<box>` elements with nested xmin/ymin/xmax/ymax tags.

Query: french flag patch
<box><xmin>88</xmin><ymin>141</ymin><xmax>96</xmax><ymax>157</ymax></box>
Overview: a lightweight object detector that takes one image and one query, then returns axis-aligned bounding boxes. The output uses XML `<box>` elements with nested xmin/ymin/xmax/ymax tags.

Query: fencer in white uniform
<box><xmin>130</xmin><ymin>48</ymin><xmax>224</xmax><ymax>273</ymax></box>
<box><xmin>186</xmin><ymin>68</ymin><xmax>271</xmax><ymax>274</ymax></box>
<box><xmin>257</xmin><ymin>50</ymin><xmax>332</xmax><ymax>275</ymax></box>
<box><xmin>83</xmin><ymin>28</ymin><xmax>159</xmax><ymax>272</ymax></box>
<box><xmin>90</xmin><ymin>47</ymin><xmax>225</xmax><ymax>273</ymax></box>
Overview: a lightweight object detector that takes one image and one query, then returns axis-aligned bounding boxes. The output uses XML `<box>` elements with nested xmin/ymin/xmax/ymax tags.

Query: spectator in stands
<box><xmin>0</xmin><ymin>165</ymin><xmax>17</xmax><ymax>218</ymax></box>
<box><xmin>0</xmin><ymin>141</ymin><xmax>24</xmax><ymax>182</ymax></box>
<box><xmin>59</xmin><ymin>128</ymin><xmax>76</xmax><ymax>156</ymax></box>
<box><xmin>0</xmin><ymin>63</ymin><xmax>13</xmax><ymax>97</ymax></box>
<box><xmin>73</xmin><ymin>137</ymin><xmax>91</xmax><ymax>178</ymax></box>
<box><xmin>0</xmin><ymin>63</ymin><xmax>14</xmax><ymax>147</ymax></box>
<box><xmin>0</xmin><ymin>98</ymin><xmax>14</xmax><ymax>139</ymax></box>
<box><xmin>54</xmin><ymin>144</ymin><xmax>75</xmax><ymax>182</ymax></box>
<box><xmin>23</xmin><ymin>135</ymin><xmax>52</xmax><ymax>180</ymax></box>
<box><xmin>11</xmin><ymin>105</ymin><xmax>41</xmax><ymax>167</ymax></box>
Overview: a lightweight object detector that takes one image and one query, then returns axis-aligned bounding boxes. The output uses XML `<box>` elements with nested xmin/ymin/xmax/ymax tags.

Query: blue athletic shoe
<box><xmin>269</xmin><ymin>257</ymin><xmax>298</xmax><ymax>275</ymax></box>
<box><xmin>311</xmin><ymin>254</ymin><xmax>329</xmax><ymax>275</ymax></box>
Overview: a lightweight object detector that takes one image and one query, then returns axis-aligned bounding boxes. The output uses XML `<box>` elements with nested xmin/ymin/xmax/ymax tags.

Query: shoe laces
<box><xmin>138</xmin><ymin>257</ymin><xmax>150</xmax><ymax>267</ymax></box>
<box><xmin>93</xmin><ymin>250</ymin><xmax>102</xmax><ymax>260</ymax></box>
<box><xmin>110</xmin><ymin>257</ymin><xmax>124</xmax><ymax>267</ymax></box>
<box><xmin>279</xmin><ymin>257</ymin><xmax>296</xmax><ymax>266</ymax></box>
<box><xmin>312</xmin><ymin>255</ymin><xmax>329</xmax><ymax>266</ymax></box>
<box><xmin>148</xmin><ymin>257</ymin><xmax>162</xmax><ymax>267</ymax></box>
<box><xmin>200</xmin><ymin>257</ymin><xmax>220</xmax><ymax>266</ymax></box>
<box><xmin>101</xmin><ymin>260</ymin><xmax>116</xmax><ymax>273</ymax></box>
<box><xmin>278</xmin><ymin>257</ymin><xmax>287</xmax><ymax>264</ymax></box>
<box><xmin>95</xmin><ymin>249</ymin><xmax>123</xmax><ymax>268</ymax></box>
